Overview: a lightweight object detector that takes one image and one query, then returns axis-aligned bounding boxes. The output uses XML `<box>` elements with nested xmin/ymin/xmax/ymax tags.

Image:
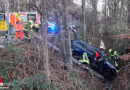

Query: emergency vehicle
<box><xmin>0</xmin><ymin>13</ymin><xmax>7</xmax><ymax>38</ymax></box>
<box><xmin>0</xmin><ymin>12</ymin><xmax>41</xmax><ymax>38</ymax></box>
<box><xmin>9</xmin><ymin>12</ymin><xmax>41</xmax><ymax>28</ymax></box>
<box><xmin>0</xmin><ymin>12</ymin><xmax>58</xmax><ymax>40</ymax></box>
<box><xmin>0</xmin><ymin>14</ymin><xmax>7</xmax><ymax>32</ymax></box>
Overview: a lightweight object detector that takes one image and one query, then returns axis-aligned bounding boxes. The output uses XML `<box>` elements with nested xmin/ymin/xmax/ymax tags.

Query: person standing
<box><xmin>23</xmin><ymin>20</ymin><xmax>33</xmax><ymax>42</ymax></box>
<box><xmin>108</xmin><ymin>49</ymin><xmax>119</xmax><ymax>68</ymax></box>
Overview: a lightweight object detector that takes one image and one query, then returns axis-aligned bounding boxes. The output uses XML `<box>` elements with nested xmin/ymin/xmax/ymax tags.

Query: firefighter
<box><xmin>14</xmin><ymin>13</ymin><xmax>24</xmax><ymax>39</ymax></box>
<box><xmin>108</xmin><ymin>49</ymin><xmax>119</xmax><ymax>68</ymax></box>
<box><xmin>28</xmin><ymin>20</ymin><xmax>34</xmax><ymax>32</ymax></box>
<box><xmin>34</xmin><ymin>24</ymin><xmax>39</xmax><ymax>34</ymax></box>
<box><xmin>33</xmin><ymin>24</ymin><xmax>39</xmax><ymax>34</ymax></box>
<box><xmin>78</xmin><ymin>52</ymin><xmax>90</xmax><ymax>69</ymax></box>
<box><xmin>32</xmin><ymin>20</ymin><xmax>39</xmax><ymax>34</ymax></box>
<box><xmin>23</xmin><ymin>20</ymin><xmax>33</xmax><ymax>42</ymax></box>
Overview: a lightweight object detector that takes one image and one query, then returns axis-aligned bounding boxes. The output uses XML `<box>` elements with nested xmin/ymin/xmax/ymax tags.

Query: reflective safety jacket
<box><xmin>23</xmin><ymin>23</ymin><xmax>28</xmax><ymax>31</ymax></box>
<box><xmin>35</xmin><ymin>24</ymin><xmax>39</xmax><ymax>28</ymax></box>
<box><xmin>109</xmin><ymin>49</ymin><xmax>119</xmax><ymax>60</ymax></box>
<box><xmin>32</xmin><ymin>23</ymin><xmax>39</xmax><ymax>33</ymax></box>
<box><xmin>78</xmin><ymin>52</ymin><xmax>90</xmax><ymax>69</ymax></box>
<box><xmin>108</xmin><ymin>49</ymin><xmax>119</xmax><ymax>67</ymax></box>
<box><xmin>23</xmin><ymin>22</ymin><xmax>33</xmax><ymax>32</ymax></box>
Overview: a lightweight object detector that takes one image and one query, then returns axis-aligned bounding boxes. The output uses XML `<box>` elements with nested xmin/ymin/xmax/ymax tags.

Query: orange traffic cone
<box><xmin>0</xmin><ymin>77</ymin><xmax>3</xmax><ymax>87</ymax></box>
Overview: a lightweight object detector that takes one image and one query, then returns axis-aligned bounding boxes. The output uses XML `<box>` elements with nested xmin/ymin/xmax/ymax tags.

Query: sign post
<box><xmin>6</xmin><ymin>0</ymin><xmax>10</xmax><ymax>43</ymax></box>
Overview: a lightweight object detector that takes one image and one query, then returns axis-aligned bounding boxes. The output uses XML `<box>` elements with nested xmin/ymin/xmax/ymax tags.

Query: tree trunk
<box><xmin>62</xmin><ymin>0</ymin><xmax>73</xmax><ymax>70</ymax></box>
<box><xmin>128</xmin><ymin>0</ymin><xmax>130</xmax><ymax>28</ymax></box>
<box><xmin>38</xmin><ymin>0</ymin><xmax>49</xmax><ymax>81</ymax></box>
<box><xmin>82</xmin><ymin>0</ymin><xmax>86</xmax><ymax>41</ymax></box>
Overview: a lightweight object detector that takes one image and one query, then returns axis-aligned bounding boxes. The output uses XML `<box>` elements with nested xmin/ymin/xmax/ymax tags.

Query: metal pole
<box><xmin>6</xmin><ymin>0</ymin><xmax>10</xmax><ymax>44</ymax></box>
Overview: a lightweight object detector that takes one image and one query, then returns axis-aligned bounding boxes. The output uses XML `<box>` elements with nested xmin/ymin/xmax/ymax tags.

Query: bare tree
<box><xmin>61</xmin><ymin>0</ymin><xmax>73</xmax><ymax>70</ymax></box>
<box><xmin>0</xmin><ymin>0</ymin><xmax>5</xmax><ymax>13</ymax></box>
<box><xmin>128</xmin><ymin>0</ymin><xmax>130</xmax><ymax>28</ymax></box>
<box><xmin>89</xmin><ymin>0</ymin><xmax>98</xmax><ymax>36</ymax></box>
<box><xmin>38</xmin><ymin>0</ymin><xmax>50</xmax><ymax>81</ymax></box>
<box><xmin>82</xmin><ymin>0</ymin><xmax>87</xmax><ymax>41</ymax></box>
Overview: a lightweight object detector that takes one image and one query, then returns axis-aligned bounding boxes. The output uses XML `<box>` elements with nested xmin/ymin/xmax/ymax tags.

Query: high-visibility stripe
<box><xmin>24</xmin><ymin>37</ymin><xmax>30</xmax><ymax>39</ymax></box>
<box><xmin>35</xmin><ymin>24</ymin><xmax>39</xmax><ymax>28</ymax></box>
<box><xmin>17</xmin><ymin>16</ymin><xmax>22</xmax><ymax>21</ymax></box>
<box><xmin>30</xmin><ymin>25</ymin><xmax>33</xmax><ymax>28</ymax></box>
<box><xmin>0</xmin><ymin>21</ymin><xmax>7</xmax><ymax>31</ymax></box>
<box><xmin>14</xmin><ymin>13</ymin><xmax>23</xmax><ymax>21</ymax></box>
<box><xmin>115</xmin><ymin>61</ymin><xmax>118</xmax><ymax>67</ymax></box>
<box><xmin>23</xmin><ymin>28</ymin><xmax>28</xmax><ymax>31</ymax></box>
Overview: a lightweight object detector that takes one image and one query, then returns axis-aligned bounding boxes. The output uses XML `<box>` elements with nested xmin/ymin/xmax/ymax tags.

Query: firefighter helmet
<box><xmin>114</xmin><ymin>51</ymin><xmax>117</xmax><ymax>55</ymax></box>
<box><xmin>29</xmin><ymin>20</ymin><xmax>33</xmax><ymax>24</ymax></box>
<box><xmin>109</xmin><ymin>49</ymin><xmax>112</xmax><ymax>53</ymax></box>
<box><xmin>83</xmin><ymin>52</ymin><xmax>87</xmax><ymax>56</ymax></box>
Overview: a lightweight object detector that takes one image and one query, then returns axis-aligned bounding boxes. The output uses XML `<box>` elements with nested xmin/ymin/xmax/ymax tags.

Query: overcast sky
<box><xmin>73</xmin><ymin>0</ymin><xmax>103</xmax><ymax>12</ymax></box>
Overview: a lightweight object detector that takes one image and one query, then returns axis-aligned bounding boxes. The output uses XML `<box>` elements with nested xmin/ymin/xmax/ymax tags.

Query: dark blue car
<box><xmin>71</xmin><ymin>40</ymin><xmax>117</xmax><ymax>80</ymax></box>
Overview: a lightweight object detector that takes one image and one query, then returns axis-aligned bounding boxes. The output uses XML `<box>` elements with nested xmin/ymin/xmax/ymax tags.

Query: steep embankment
<box><xmin>114</xmin><ymin>50</ymin><xmax>130</xmax><ymax>90</ymax></box>
<box><xmin>113</xmin><ymin>34</ymin><xmax>130</xmax><ymax>90</ymax></box>
<box><xmin>0</xmin><ymin>43</ymin><xmax>107</xmax><ymax>90</ymax></box>
<box><xmin>0</xmin><ymin>42</ymin><xmax>129</xmax><ymax>90</ymax></box>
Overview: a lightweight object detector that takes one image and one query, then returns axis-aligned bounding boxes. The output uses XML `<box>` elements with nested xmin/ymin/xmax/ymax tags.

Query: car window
<box><xmin>27</xmin><ymin>14</ymin><xmax>36</xmax><ymax>21</ymax></box>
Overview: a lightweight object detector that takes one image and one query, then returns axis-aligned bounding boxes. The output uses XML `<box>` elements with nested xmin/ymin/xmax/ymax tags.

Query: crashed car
<box><xmin>71</xmin><ymin>40</ymin><xmax>117</xmax><ymax>80</ymax></box>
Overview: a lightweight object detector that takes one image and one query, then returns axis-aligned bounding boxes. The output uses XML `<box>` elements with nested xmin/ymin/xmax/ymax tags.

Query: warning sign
<box><xmin>0</xmin><ymin>21</ymin><xmax>7</xmax><ymax>31</ymax></box>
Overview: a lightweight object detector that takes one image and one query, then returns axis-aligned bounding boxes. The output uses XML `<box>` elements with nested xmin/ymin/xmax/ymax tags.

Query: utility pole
<box><xmin>6</xmin><ymin>0</ymin><xmax>10</xmax><ymax>43</ymax></box>
<box><xmin>82</xmin><ymin>0</ymin><xmax>86</xmax><ymax>41</ymax></box>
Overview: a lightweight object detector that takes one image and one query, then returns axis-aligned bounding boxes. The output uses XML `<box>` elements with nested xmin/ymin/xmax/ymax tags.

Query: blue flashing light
<box><xmin>47</xmin><ymin>22</ymin><xmax>58</xmax><ymax>33</ymax></box>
